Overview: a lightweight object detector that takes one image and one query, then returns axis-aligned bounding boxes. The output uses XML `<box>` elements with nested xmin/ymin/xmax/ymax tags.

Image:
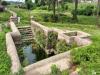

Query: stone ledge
<box><xmin>6</xmin><ymin>33</ymin><xmax>21</xmax><ymax>73</ymax></box>
<box><xmin>24</xmin><ymin>51</ymin><xmax>71</xmax><ymax>75</ymax></box>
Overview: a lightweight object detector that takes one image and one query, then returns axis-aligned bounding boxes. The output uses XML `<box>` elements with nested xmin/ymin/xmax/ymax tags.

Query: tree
<box><xmin>97</xmin><ymin>0</ymin><xmax>100</xmax><ymax>27</ymax></box>
<box><xmin>72</xmin><ymin>0</ymin><xmax>78</xmax><ymax>21</ymax></box>
<box><xmin>1</xmin><ymin>1</ymin><xmax>8</xmax><ymax>6</ymax></box>
<box><xmin>35</xmin><ymin>0</ymin><xmax>38</xmax><ymax>5</ymax></box>
<box><xmin>52</xmin><ymin>0</ymin><xmax>57</xmax><ymax>18</ymax></box>
<box><xmin>40</xmin><ymin>0</ymin><xmax>45</xmax><ymax>6</ymax></box>
<box><xmin>25</xmin><ymin>0</ymin><xmax>33</xmax><ymax>10</ymax></box>
<box><xmin>47</xmin><ymin>0</ymin><xmax>52</xmax><ymax>11</ymax></box>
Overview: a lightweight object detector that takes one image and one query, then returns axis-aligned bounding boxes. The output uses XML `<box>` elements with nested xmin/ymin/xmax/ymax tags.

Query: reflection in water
<box><xmin>23</xmin><ymin>45</ymin><xmax>36</xmax><ymax>64</ymax></box>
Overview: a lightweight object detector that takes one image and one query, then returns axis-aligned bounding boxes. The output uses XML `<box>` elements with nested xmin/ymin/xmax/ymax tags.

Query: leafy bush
<box><xmin>50</xmin><ymin>14</ymin><xmax>59</xmax><ymax>22</ymax></box>
<box><xmin>51</xmin><ymin>64</ymin><xmax>61</xmax><ymax>75</ymax></box>
<box><xmin>65</xmin><ymin>4</ymin><xmax>68</xmax><ymax>10</ymax></box>
<box><xmin>1</xmin><ymin>1</ymin><xmax>8</xmax><ymax>6</ymax></box>
<box><xmin>42</xmin><ymin>14</ymin><xmax>60</xmax><ymax>22</ymax></box>
<box><xmin>50</xmin><ymin>65</ymin><xmax>69</xmax><ymax>75</ymax></box>
<box><xmin>56</xmin><ymin>40</ymin><xmax>70</xmax><ymax>53</ymax></box>
<box><xmin>35</xmin><ymin>29</ymin><xmax>46</xmax><ymax>49</ymax></box>
<box><xmin>39</xmin><ymin>6</ymin><xmax>47</xmax><ymax>10</ymax></box>
<box><xmin>47</xmin><ymin>31</ymin><xmax>58</xmax><ymax>49</ymax></box>
<box><xmin>42</xmin><ymin>14</ymin><xmax>50</xmax><ymax>22</ymax></box>
<box><xmin>71</xmin><ymin>43</ymin><xmax>100</xmax><ymax>75</ymax></box>
<box><xmin>32</xmin><ymin>40</ymin><xmax>47</xmax><ymax>61</ymax></box>
<box><xmin>76</xmin><ymin>5</ymin><xmax>94</xmax><ymax>16</ymax></box>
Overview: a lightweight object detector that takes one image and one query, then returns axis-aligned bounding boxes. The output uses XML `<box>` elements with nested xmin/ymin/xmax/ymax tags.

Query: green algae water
<box><xmin>23</xmin><ymin>44</ymin><xmax>36</xmax><ymax>64</ymax></box>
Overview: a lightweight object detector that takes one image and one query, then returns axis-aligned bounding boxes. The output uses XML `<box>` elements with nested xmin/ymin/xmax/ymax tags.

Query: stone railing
<box><xmin>6</xmin><ymin>21</ymin><xmax>21</xmax><ymax>74</ymax></box>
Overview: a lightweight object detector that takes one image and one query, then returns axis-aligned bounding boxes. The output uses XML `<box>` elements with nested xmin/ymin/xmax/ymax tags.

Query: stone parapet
<box><xmin>6</xmin><ymin>33</ymin><xmax>21</xmax><ymax>73</ymax></box>
<box><xmin>9</xmin><ymin>21</ymin><xmax>21</xmax><ymax>44</ymax></box>
<box><xmin>24</xmin><ymin>51</ymin><xmax>71</xmax><ymax>75</ymax></box>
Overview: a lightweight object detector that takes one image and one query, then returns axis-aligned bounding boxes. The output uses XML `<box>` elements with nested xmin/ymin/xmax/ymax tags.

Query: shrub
<box><xmin>56</xmin><ymin>40</ymin><xmax>70</xmax><ymax>53</ymax></box>
<box><xmin>42</xmin><ymin>14</ymin><xmax>50</xmax><ymax>22</ymax></box>
<box><xmin>50</xmin><ymin>14</ymin><xmax>59</xmax><ymax>22</ymax></box>
<box><xmin>76</xmin><ymin>5</ymin><xmax>94</xmax><ymax>16</ymax></box>
<box><xmin>39</xmin><ymin>6</ymin><xmax>47</xmax><ymax>10</ymax></box>
<box><xmin>1</xmin><ymin>1</ymin><xmax>8</xmax><ymax>6</ymax></box>
<box><xmin>65</xmin><ymin>4</ymin><xmax>68</xmax><ymax>10</ymax></box>
<box><xmin>47</xmin><ymin>31</ymin><xmax>58</xmax><ymax>49</ymax></box>
<box><xmin>51</xmin><ymin>64</ymin><xmax>61</xmax><ymax>75</ymax></box>
<box><xmin>32</xmin><ymin>40</ymin><xmax>47</xmax><ymax>61</ymax></box>
<box><xmin>35</xmin><ymin>29</ymin><xmax>46</xmax><ymax>49</ymax></box>
<box><xmin>83</xmin><ymin>5</ymin><xmax>94</xmax><ymax>16</ymax></box>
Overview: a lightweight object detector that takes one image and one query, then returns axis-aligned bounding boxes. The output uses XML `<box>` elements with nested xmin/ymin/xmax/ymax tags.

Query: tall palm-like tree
<box><xmin>52</xmin><ymin>0</ymin><xmax>57</xmax><ymax>18</ymax></box>
<box><xmin>72</xmin><ymin>0</ymin><xmax>78</xmax><ymax>21</ymax></box>
<box><xmin>97</xmin><ymin>0</ymin><xmax>100</xmax><ymax>27</ymax></box>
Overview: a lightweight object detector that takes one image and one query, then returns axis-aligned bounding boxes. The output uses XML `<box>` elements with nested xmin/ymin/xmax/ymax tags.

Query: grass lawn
<box><xmin>0</xmin><ymin>11</ymin><xmax>11</xmax><ymax>75</ymax></box>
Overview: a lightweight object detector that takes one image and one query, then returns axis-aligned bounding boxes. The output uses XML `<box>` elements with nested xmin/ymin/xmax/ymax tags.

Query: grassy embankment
<box><xmin>0</xmin><ymin>11</ymin><xmax>11</xmax><ymax>75</ymax></box>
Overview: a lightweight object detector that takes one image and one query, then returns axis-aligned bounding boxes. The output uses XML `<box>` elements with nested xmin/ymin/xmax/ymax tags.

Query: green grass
<box><xmin>8</xmin><ymin>7</ymin><xmax>30</xmax><ymax>25</ymax></box>
<box><xmin>0</xmin><ymin>11</ymin><xmax>11</xmax><ymax>75</ymax></box>
<box><xmin>0</xmin><ymin>32</ymin><xmax>11</xmax><ymax>75</ymax></box>
<box><xmin>0</xmin><ymin>11</ymin><xmax>11</xmax><ymax>23</ymax></box>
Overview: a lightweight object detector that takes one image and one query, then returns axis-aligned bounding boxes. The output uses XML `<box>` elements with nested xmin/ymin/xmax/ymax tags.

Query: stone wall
<box><xmin>9</xmin><ymin>21</ymin><xmax>21</xmax><ymax>44</ymax></box>
<box><xmin>6</xmin><ymin>21</ymin><xmax>21</xmax><ymax>74</ymax></box>
<box><xmin>6</xmin><ymin>8</ymin><xmax>18</xmax><ymax>23</ymax></box>
<box><xmin>6</xmin><ymin>33</ymin><xmax>21</xmax><ymax>73</ymax></box>
<box><xmin>24</xmin><ymin>51</ymin><xmax>71</xmax><ymax>75</ymax></box>
<box><xmin>31</xmin><ymin>20</ymin><xmax>91</xmax><ymax>53</ymax></box>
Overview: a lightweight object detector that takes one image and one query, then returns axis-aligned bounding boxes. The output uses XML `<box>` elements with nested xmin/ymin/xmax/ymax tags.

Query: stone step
<box><xmin>18</xmin><ymin>26</ymin><xmax>31</xmax><ymax>28</ymax></box>
<box><xmin>18</xmin><ymin>26</ymin><xmax>34</xmax><ymax>43</ymax></box>
<box><xmin>22</xmin><ymin>36</ymin><xmax>33</xmax><ymax>39</ymax></box>
<box><xmin>22</xmin><ymin>38</ymin><xmax>33</xmax><ymax>43</ymax></box>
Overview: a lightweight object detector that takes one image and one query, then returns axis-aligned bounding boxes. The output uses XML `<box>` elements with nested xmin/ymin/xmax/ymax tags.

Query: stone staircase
<box><xmin>18</xmin><ymin>26</ymin><xmax>34</xmax><ymax>43</ymax></box>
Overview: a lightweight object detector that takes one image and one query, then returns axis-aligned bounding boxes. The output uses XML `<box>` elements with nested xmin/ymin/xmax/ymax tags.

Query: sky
<box><xmin>5</xmin><ymin>0</ymin><xmax>35</xmax><ymax>2</ymax></box>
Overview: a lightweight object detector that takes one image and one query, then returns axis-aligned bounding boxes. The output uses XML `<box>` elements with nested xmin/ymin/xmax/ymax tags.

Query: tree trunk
<box><xmin>73</xmin><ymin>0</ymin><xmax>78</xmax><ymax>21</ymax></box>
<box><xmin>53</xmin><ymin>0</ymin><xmax>56</xmax><ymax>17</ymax></box>
<box><xmin>97</xmin><ymin>0</ymin><xmax>100</xmax><ymax>27</ymax></box>
<box><xmin>48</xmin><ymin>0</ymin><xmax>51</xmax><ymax>11</ymax></box>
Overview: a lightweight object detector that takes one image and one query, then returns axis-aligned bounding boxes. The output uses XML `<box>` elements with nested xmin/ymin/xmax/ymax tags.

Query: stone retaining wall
<box><xmin>6</xmin><ymin>21</ymin><xmax>21</xmax><ymax>74</ymax></box>
<box><xmin>31</xmin><ymin>20</ymin><xmax>91</xmax><ymax>46</ymax></box>
<box><xmin>24</xmin><ymin>51</ymin><xmax>71</xmax><ymax>75</ymax></box>
<box><xmin>6</xmin><ymin>33</ymin><xmax>21</xmax><ymax>73</ymax></box>
<box><xmin>9</xmin><ymin>21</ymin><xmax>21</xmax><ymax>44</ymax></box>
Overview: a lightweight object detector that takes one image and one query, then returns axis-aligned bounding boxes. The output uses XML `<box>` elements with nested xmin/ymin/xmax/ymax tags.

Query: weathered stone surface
<box><xmin>6</xmin><ymin>33</ymin><xmax>21</xmax><ymax>73</ymax></box>
<box><xmin>31</xmin><ymin>20</ymin><xmax>50</xmax><ymax>36</ymax></box>
<box><xmin>24</xmin><ymin>51</ymin><xmax>71</xmax><ymax>75</ymax></box>
<box><xmin>6</xmin><ymin>8</ymin><xmax>18</xmax><ymax>23</ymax></box>
<box><xmin>9</xmin><ymin>21</ymin><xmax>21</xmax><ymax>44</ymax></box>
<box><xmin>6</xmin><ymin>21</ymin><xmax>21</xmax><ymax>73</ymax></box>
